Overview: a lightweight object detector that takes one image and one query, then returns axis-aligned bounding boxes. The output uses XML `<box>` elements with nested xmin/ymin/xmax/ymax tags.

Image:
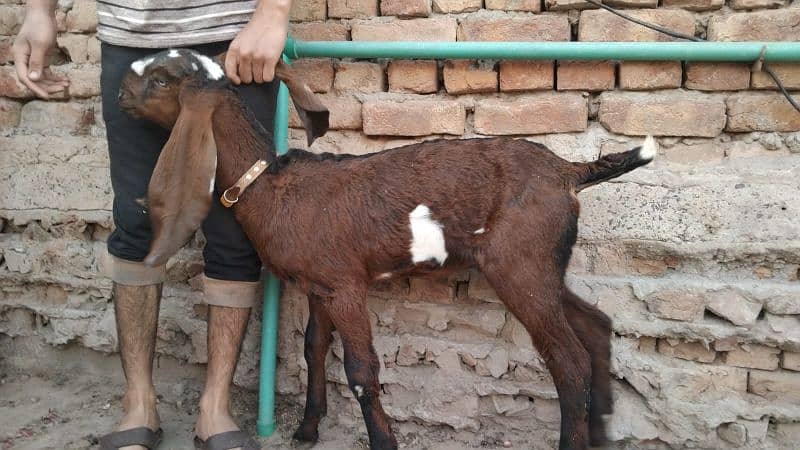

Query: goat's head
<box><xmin>118</xmin><ymin>48</ymin><xmax>330</xmax><ymax>266</ymax></box>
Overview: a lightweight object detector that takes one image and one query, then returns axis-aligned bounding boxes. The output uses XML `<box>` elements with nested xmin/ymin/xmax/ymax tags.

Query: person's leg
<box><xmin>100</xmin><ymin>43</ymin><xmax>172</xmax><ymax>449</ymax></box>
<box><xmin>190</xmin><ymin>41</ymin><xmax>279</xmax><ymax>445</ymax></box>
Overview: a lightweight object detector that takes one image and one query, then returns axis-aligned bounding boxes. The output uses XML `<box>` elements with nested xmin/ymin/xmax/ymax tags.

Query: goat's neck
<box><xmin>211</xmin><ymin>99</ymin><xmax>278</xmax><ymax>190</ymax></box>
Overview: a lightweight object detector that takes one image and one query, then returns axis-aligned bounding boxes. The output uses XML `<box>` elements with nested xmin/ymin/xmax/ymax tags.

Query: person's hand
<box><xmin>12</xmin><ymin>7</ymin><xmax>69</xmax><ymax>99</ymax></box>
<box><xmin>225</xmin><ymin>6</ymin><xmax>290</xmax><ymax>84</ymax></box>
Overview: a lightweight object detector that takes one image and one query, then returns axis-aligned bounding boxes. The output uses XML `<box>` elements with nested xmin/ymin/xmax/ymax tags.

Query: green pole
<box><xmin>257</xmin><ymin>56</ymin><xmax>291</xmax><ymax>438</ymax></box>
<box><xmin>284</xmin><ymin>39</ymin><xmax>800</xmax><ymax>62</ymax></box>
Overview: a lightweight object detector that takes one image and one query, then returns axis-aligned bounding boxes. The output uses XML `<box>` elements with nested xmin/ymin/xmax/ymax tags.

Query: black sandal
<box><xmin>99</xmin><ymin>427</ymin><xmax>163</xmax><ymax>449</ymax></box>
<box><xmin>193</xmin><ymin>430</ymin><xmax>260</xmax><ymax>450</ymax></box>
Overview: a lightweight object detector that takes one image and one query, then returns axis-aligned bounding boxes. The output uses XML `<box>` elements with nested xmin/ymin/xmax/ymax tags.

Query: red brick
<box><xmin>752</xmin><ymin>63</ymin><xmax>800</xmax><ymax>90</ymax></box>
<box><xmin>0</xmin><ymin>66</ymin><xmax>34</xmax><ymax>99</ymax></box>
<box><xmin>0</xmin><ymin>5</ymin><xmax>24</xmax><ymax>35</ymax></box>
<box><xmin>87</xmin><ymin>36</ymin><xmax>101</xmax><ymax>63</ymax></box>
<box><xmin>604</xmin><ymin>0</ymin><xmax>657</xmax><ymax>6</ymax></box>
<box><xmin>599</xmin><ymin>91</ymin><xmax>726</xmax><ymax>137</ymax></box>
<box><xmin>290</xmin><ymin>94</ymin><xmax>362</xmax><ymax>130</ymax></box>
<box><xmin>748</xmin><ymin>370</ymin><xmax>800</xmax><ymax>401</ymax></box>
<box><xmin>658</xmin><ymin>339</ymin><xmax>716</xmax><ymax>363</ymax></box>
<box><xmin>731</xmin><ymin>0</ymin><xmax>785</xmax><ymax>9</ymax></box>
<box><xmin>685</xmin><ymin>63</ymin><xmax>750</xmax><ymax>91</ymax></box>
<box><xmin>443</xmin><ymin>61</ymin><xmax>497</xmax><ymax>94</ymax></box>
<box><xmin>457</xmin><ymin>15</ymin><xmax>570</xmax><ymax>42</ymax></box>
<box><xmin>545</xmin><ymin>0</ymin><xmax>597</xmax><ymax>10</ymax></box>
<box><xmin>579</xmin><ymin>9</ymin><xmax>696</xmax><ymax>42</ymax></box>
<box><xmin>381</xmin><ymin>0</ymin><xmax>431</xmax><ymax>17</ymax></box>
<box><xmin>499</xmin><ymin>61</ymin><xmax>553</xmax><ymax>92</ymax></box>
<box><xmin>57</xmin><ymin>33</ymin><xmax>89</xmax><ymax>63</ymax></box>
<box><xmin>708</xmin><ymin>9</ymin><xmax>800</xmax><ymax>41</ymax></box>
<box><xmin>784</xmin><ymin>352</ymin><xmax>800</xmax><ymax>371</ymax></box>
<box><xmin>0</xmin><ymin>97</ymin><xmax>21</xmax><ymax>129</ymax></box>
<box><xmin>487</xmin><ymin>0</ymin><xmax>540</xmax><ymax>12</ymax></box>
<box><xmin>66</xmin><ymin>0</ymin><xmax>97</xmax><ymax>32</ymax></box>
<box><xmin>723</xmin><ymin>344</ymin><xmax>780</xmax><ymax>371</ymax></box>
<box><xmin>474</xmin><ymin>94</ymin><xmax>587</xmax><ymax>135</ymax></box>
<box><xmin>19</xmin><ymin>100</ymin><xmax>93</xmax><ymax>132</ymax></box>
<box><xmin>388</xmin><ymin>60</ymin><xmax>439</xmax><ymax>94</ymax></box>
<box><xmin>362</xmin><ymin>99</ymin><xmax>465</xmax><ymax>136</ymax></box>
<box><xmin>289</xmin><ymin>0</ymin><xmax>327</xmax><ymax>21</ymax></box>
<box><xmin>290</xmin><ymin>22</ymin><xmax>349</xmax><ymax>41</ymax></box>
<box><xmin>352</xmin><ymin>17</ymin><xmax>457</xmax><ymax>41</ymax></box>
<box><xmin>619</xmin><ymin>62</ymin><xmax>682</xmax><ymax>90</ymax></box>
<box><xmin>290</xmin><ymin>59</ymin><xmax>334</xmax><ymax>93</ymax></box>
<box><xmin>62</xmin><ymin>65</ymin><xmax>101</xmax><ymax>98</ymax></box>
<box><xmin>1</xmin><ymin>36</ymin><xmax>13</xmax><ymax>65</ymax></box>
<box><xmin>557</xmin><ymin>61</ymin><xmax>615</xmax><ymax>91</ymax></box>
<box><xmin>726</xmin><ymin>93</ymin><xmax>800</xmax><ymax>132</ymax></box>
<box><xmin>334</xmin><ymin>62</ymin><xmax>385</xmax><ymax>93</ymax></box>
<box><xmin>328</xmin><ymin>0</ymin><xmax>377</xmax><ymax>18</ymax></box>
<box><xmin>432</xmin><ymin>0</ymin><xmax>481</xmax><ymax>12</ymax></box>
<box><xmin>661</xmin><ymin>0</ymin><xmax>722</xmax><ymax>11</ymax></box>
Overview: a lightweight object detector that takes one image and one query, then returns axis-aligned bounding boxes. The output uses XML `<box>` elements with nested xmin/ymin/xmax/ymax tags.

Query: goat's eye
<box><xmin>154</xmin><ymin>78</ymin><xmax>168</xmax><ymax>88</ymax></box>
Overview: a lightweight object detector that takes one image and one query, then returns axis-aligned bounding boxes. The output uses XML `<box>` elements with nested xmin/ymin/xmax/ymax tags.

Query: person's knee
<box><xmin>202</xmin><ymin>275</ymin><xmax>262</xmax><ymax>308</ymax></box>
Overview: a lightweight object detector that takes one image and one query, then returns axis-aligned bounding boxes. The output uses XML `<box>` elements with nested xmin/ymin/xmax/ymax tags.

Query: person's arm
<box><xmin>12</xmin><ymin>0</ymin><xmax>69</xmax><ymax>99</ymax></box>
<box><xmin>225</xmin><ymin>0</ymin><xmax>292</xmax><ymax>84</ymax></box>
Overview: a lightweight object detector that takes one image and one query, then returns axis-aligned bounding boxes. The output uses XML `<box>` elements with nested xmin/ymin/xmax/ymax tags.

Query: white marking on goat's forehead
<box><xmin>167</xmin><ymin>49</ymin><xmax>181</xmax><ymax>58</ymax></box>
<box><xmin>130</xmin><ymin>57</ymin><xmax>155</xmax><ymax>76</ymax></box>
<box><xmin>409</xmin><ymin>204</ymin><xmax>448</xmax><ymax>265</ymax></box>
<box><xmin>193</xmin><ymin>53</ymin><xmax>225</xmax><ymax>80</ymax></box>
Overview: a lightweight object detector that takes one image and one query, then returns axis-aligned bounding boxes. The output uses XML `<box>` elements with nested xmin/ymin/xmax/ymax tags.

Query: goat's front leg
<box><xmin>293</xmin><ymin>293</ymin><xmax>335</xmax><ymax>442</ymax></box>
<box><xmin>324</xmin><ymin>288</ymin><xmax>397</xmax><ymax>450</ymax></box>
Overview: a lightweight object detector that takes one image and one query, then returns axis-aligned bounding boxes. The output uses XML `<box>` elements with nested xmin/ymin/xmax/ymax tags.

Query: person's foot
<box><xmin>113</xmin><ymin>390</ymin><xmax>160</xmax><ymax>450</ymax></box>
<box><xmin>196</xmin><ymin>397</ymin><xmax>243</xmax><ymax>450</ymax></box>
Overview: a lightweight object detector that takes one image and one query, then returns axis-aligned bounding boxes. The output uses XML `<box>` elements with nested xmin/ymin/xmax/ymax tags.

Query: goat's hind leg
<box><xmin>323</xmin><ymin>287</ymin><xmax>397</xmax><ymax>450</ymax></box>
<box><xmin>293</xmin><ymin>293</ymin><xmax>336</xmax><ymax>442</ymax></box>
<box><xmin>482</xmin><ymin>265</ymin><xmax>591</xmax><ymax>450</ymax></box>
<box><xmin>563</xmin><ymin>289</ymin><xmax>613</xmax><ymax>447</ymax></box>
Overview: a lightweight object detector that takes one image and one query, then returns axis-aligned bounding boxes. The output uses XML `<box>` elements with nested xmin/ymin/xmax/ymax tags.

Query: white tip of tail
<box><xmin>638</xmin><ymin>135</ymin><xmax>657</xmax><ymax>161</ymax></box>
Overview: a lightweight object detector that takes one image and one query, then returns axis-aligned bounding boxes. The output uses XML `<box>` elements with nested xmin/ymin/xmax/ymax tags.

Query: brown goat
<box><xmin>118</xmin><ymin>49</ymin><xmax>657</xmax><ymax>450</ymax></box>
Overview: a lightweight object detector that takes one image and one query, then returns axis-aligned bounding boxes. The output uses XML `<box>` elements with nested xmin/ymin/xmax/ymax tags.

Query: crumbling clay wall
<box><xmin>1</xmin><ymin>0</ymin><xmax>799</xmax><ymax>447</ymax></box>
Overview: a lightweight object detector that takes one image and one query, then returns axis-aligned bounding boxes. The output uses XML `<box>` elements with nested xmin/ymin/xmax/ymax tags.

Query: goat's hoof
<box><xmin>589</xmin><ymin>422</ymin><xmax>609</xmax><ymax>448</ymax></box>
<box><xmin>292</xmin><ymin>425</ymin><xmax>319</xmax><ymax>443</ymax></box>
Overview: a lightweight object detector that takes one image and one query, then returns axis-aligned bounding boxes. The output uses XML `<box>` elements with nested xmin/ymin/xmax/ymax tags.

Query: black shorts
<box><xmin>100</xmin><ymin>42</ymin><xmax>277</xmax><ymax>282</ymax></box>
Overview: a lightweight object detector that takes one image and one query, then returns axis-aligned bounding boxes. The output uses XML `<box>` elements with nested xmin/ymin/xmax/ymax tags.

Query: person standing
<box><xmin>12</xmin><ymin>1</ymin><xmax>292</xmax><ymax>448</ymax></box>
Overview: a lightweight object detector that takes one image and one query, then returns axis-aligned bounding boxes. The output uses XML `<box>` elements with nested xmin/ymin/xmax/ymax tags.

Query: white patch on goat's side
<box><xmin>130</xmin><ymin>57</ymin><xmax>155</xmax><ymax>76</ymax></box>
<box><xmin>167</xmin><ymin>49</ymin><xmax>180</xmax><ymax>58</ymax></box>
<box><xmin>194</xmin><ymin>54</ymin><xmax>225</xmax><ymax>80</ymax></box>
<box><xmin>409</xmin><ymin>205</ymin><xmax>448</xmax><ymax>265</ymax></box>
<box><xmin>639</xmin><ymin>135</ymin><xmax>657</xmax><ymax>161</ymax></box>
<box><xmin>354</xmin><ymin>385</ymin><xmax>364</xmax><ymax>398</ymax></box>
<box><xmin>473</xmin><ymin>228</ymin><xmax>486</xmax><ymax>235</ymax></box>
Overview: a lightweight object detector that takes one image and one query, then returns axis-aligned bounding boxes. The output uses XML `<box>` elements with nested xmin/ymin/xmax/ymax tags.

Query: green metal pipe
<box><xmin>285</xmin><ymin>39</ymin><xmax>800</xmax><ymax>62</ymax></box>
<box><xmin>256</xmin><ymin>61</ymin><xmax>291</xmax><ymax>438</ymax></box>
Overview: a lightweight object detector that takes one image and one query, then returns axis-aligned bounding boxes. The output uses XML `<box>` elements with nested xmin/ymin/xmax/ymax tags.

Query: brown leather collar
<box><xmin>220</xmin><ymin>160</ymin><xmax>269</xmax><ymax>208</ymax></box>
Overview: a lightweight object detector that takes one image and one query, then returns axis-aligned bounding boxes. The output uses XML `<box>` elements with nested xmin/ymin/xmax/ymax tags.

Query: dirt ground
<box><xmin>0</xmin><ymin>336</ymin><xmax>527</xmax><ymax>450</ymax></box>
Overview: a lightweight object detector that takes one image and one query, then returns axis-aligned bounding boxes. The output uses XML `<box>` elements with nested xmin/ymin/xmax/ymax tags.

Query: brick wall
<box><xmin>2</xmin><ymin>0</ymin><xmax>800</xmax><ymax>447</ymax></box>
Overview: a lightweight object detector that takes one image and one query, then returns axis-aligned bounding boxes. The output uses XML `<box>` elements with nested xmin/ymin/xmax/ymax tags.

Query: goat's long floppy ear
<box><xmin>213</xmin><ymin>52</ymin><xmax>329</xmax><ymax>146</ymax></box>
<box><xmin>143</xmin><ymin>91</ymin><xmax>219</xmax><ymax>267</ymax></box>
<box><xmin>274</xmin><ymin>60</ymin><xmax>329</xmax><ymax>146</ymax></box>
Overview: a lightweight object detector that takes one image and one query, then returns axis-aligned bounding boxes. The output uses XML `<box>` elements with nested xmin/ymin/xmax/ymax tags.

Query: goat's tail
<box><xmin>571</xmin><ymin>135</ymin><xmax>657</xmax><ymax>192</ymax></box>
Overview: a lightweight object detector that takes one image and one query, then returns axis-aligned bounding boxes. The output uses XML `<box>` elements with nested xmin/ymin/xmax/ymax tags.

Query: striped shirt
<box><xmin>97</xmin><ymin>0</ymin><xmax>258</xmax><ymax>49</ymax></box>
